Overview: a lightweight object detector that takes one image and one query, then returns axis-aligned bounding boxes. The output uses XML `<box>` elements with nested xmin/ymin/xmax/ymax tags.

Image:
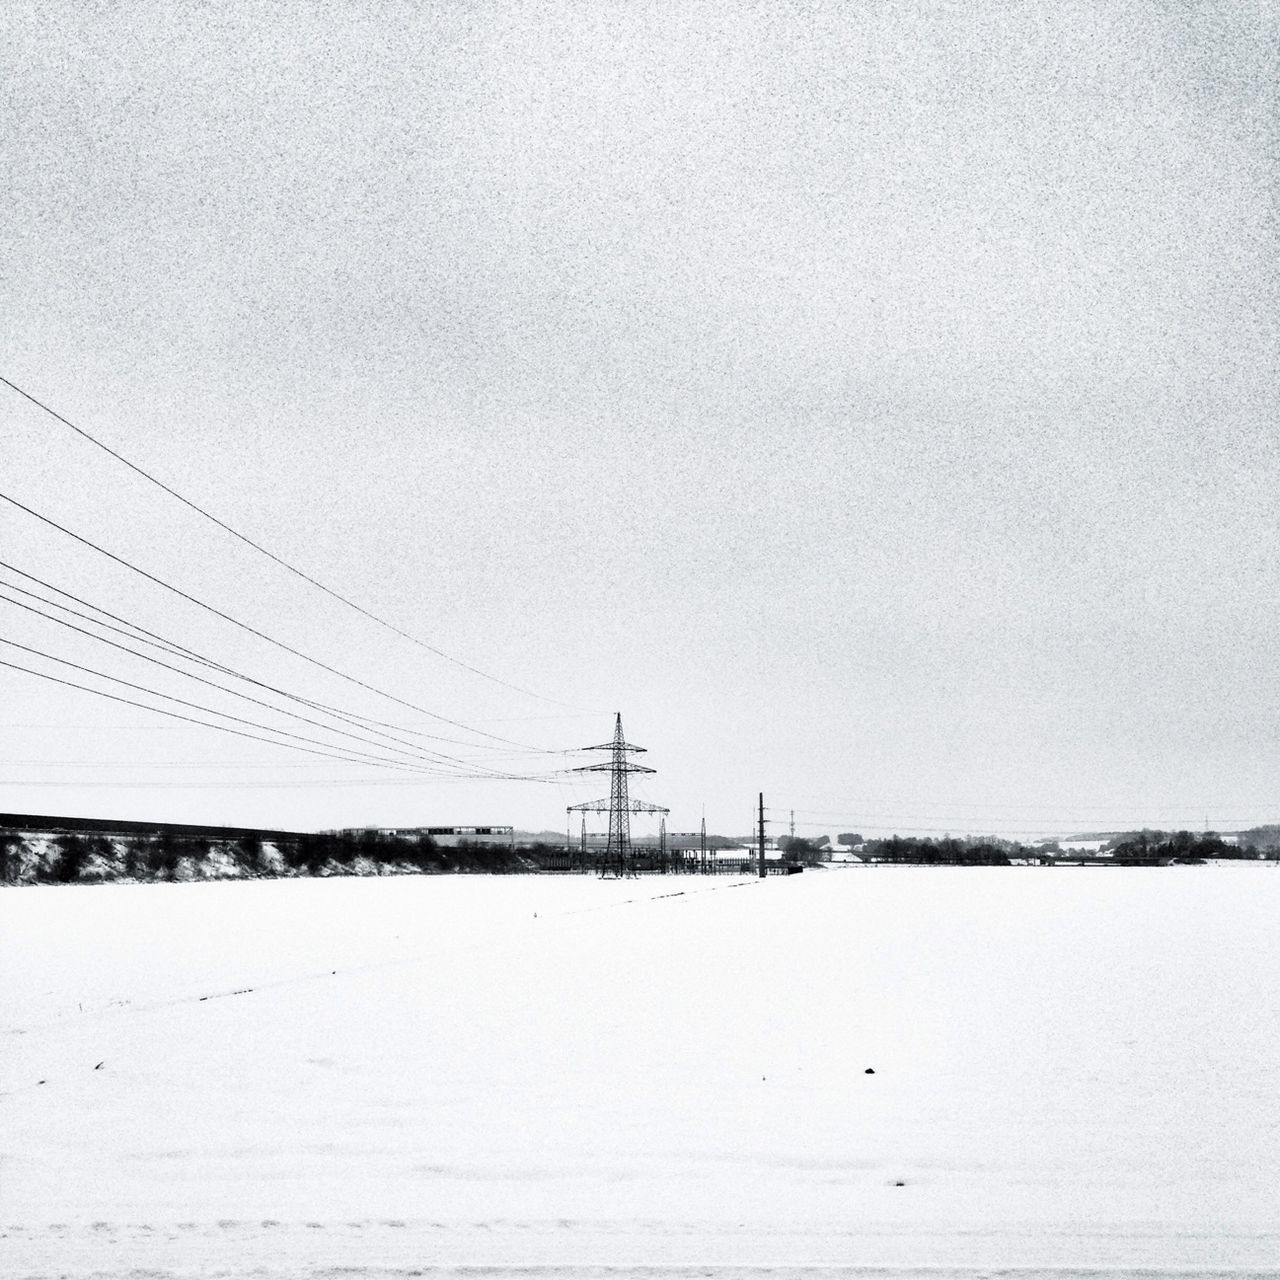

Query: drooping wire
<box><xmin>0</xmin><ymin>635</ymin><xmax>478</xmax><ymax>773</ymax></box>
<box><xmin>0</xmin><ymin>588</ymin><xmax>508</xmax><ymax>775</ymax></box>
<box><xmin>0</xmin><ymin>774</ymin><xmax>559</xmax><ymax>790</ymax></box>
<box><xmin>0</xmin><ymin>558</ymin><xmax>217</xmax><ymax>671</ymax></box>
<box><xmin>0</xmin><ymin>372</ymin><xmax>587</xmax><ymax>710</ymax></box>
<box><xmin>0</xmin><ymin>654</ymin><xmax>445</xmax><ymax>772</ymax></box>
<box><xmin>0</xmin><ymin>558</ymin><xmax>566</xmax><ymax>755</ymax></box>
<box><xmin>0</xmin><ymin>646</ymin><xmax>565</xmax><ymax>787</ymax></box>
<box><xmin>0</xmin><ymin>489</ymin><xmax>553</xmax><ymax>750</ymax></box>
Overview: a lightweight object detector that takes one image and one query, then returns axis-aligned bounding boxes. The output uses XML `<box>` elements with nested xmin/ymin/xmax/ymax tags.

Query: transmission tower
<box><xmin>567</xmin><ymin>712</ymin><xmax>668</xmax><ymax>873</ymax></box>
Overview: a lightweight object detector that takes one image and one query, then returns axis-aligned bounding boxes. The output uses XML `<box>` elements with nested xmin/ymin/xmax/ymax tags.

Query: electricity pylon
<box><xmin>567</xmin><ymin>713</ymin><xmax>668</xmax><ymax>870</ymax></box>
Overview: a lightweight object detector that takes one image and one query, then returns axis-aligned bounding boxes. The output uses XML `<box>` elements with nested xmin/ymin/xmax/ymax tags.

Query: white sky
<box><xmin>1</xmin><ymin>1</ymin><xmax>1277</xmax><ymax>839</ymax></box>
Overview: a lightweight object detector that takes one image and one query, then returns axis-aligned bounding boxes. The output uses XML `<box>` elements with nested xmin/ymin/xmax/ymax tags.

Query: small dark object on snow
<box><xmin>894</xmin><ymin>1181</ymin><xmax>905</xmax><ymax>1187</ymax></box>
<box><xmin>94</xmin><ymin>1061</ymin><xmax>104</xmax><ymax>1070</ymax></box>
<box><xmin>865</xmin><ymin>1067</ymin><xmax>875</xmax><ymax>1074</ymax></box>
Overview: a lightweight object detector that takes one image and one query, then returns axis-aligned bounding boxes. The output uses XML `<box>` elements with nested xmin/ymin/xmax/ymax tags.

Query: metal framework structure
<box><xmin>567</xmin><ymin>713</ymin><xmax>668</xmax><ymax>872</ymax></box>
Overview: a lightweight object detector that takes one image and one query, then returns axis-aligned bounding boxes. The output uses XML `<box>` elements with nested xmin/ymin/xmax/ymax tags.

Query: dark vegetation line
<box><xmin>1</xmin><ymin>826</ymin><xmax>552</xmax><ymax>884</ymax></box>
<box><xmin>780</xmin><ymin>831</ymin><xmax>1279</xmax><ymax>865</ymax></box>
<box><xmin>4</xmin><ymin>822</ymin><xmax>1277</xmax><ymax>888</ymax></box>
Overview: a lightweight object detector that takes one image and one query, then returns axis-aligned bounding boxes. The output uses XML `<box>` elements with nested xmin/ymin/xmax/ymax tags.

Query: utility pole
<box><xmin>758</xmin><ymin>792</ymin><xmax>767</xmax><ymax>878</ymax></box>
<box><xmin>700</xmin><ymin>812</ymin><xmax>706</xmax><ymax>875</ymax></box>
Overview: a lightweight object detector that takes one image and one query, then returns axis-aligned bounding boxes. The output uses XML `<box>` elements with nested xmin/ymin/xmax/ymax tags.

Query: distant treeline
<box><xmin>871</xmin><ymin>831</ymin><xmax>1264</xmax><ymax>865</ymax></box>
<box><xmin>1093</xmin><ymin>830</ymin><xmax>1263</xmax><ymax>863</ymax></box>
<box><xmin>1236</xmin><ymin>825</ymin><xmax>1280</xmax><ymax>852</ymax></box>
<box><xmin>783</xmin><ymin>831</ymin><xmax>1270</xmax><ymax>865</ymax></box>
<box><xmin>3</xmin><ymin>826</ymin><xmax>1272</xmax><ymax>886</ymax></box>
<box><xmin>0</xmin><ymin>829</ymin><xmax>541</xmax><ymax>886</ymax></box>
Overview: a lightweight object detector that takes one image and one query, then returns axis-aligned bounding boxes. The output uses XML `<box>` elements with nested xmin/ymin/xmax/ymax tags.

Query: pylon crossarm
<box><xmin>570</xmin><ymin>761</ymin><xmax>656</xmax><ymax>775</ymax></box>
<box><xmin>567</xmin><ymin>798</ymin><xmax>669</xmax><ymax>814</ymax></box>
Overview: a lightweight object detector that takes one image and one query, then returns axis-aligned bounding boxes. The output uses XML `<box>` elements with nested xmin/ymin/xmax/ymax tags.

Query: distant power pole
<box><xmin>758</xmin><ymin>792</ymin><xmax>767</xmax><ymax>878</ymax></box>
<box><xmin>700</xmin><ymin>813</ymin><xmax>706</xmax><ymax>874</ymax></box>
<box><xmin>790</xmin><ymin>809</ymin><xmax>795</xmax><ymax>840</ymax></box>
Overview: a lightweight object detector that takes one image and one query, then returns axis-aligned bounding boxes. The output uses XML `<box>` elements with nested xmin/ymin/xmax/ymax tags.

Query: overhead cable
<box><xmin>0</xmin><ymin>588</ymin><xmax>502</xmax><ymax>775</ymax></box>
<box><xmin>0</xmin><ymin>654</ymin><xmax>444</xmax><ymax>772</ymax></box>
<box><xmin>0</xmin><ymin>649</ymin><xmax>559</xmax><ymax>786</ymax></box>
<box><xmin>0</xmin><ymin>558</ymin><xmax>562</xmax><ymax>754</ymax></box>
<box><xmin>0</xmin><ymin>490</ymin><xmax>546</xmax><ymax>750</ymax></box>
<box><xmin>0</xmin><ymin>372</ymin><xmax>583</xmax><ymax>709</ymax></box>
<box><xmin>0</xmin><ymin>635</ymin><xmax>469</xmax><ymax>773</ymax></box>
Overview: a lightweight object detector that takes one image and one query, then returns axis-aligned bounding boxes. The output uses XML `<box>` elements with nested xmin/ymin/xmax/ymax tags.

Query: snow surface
<box><xmin>4</xmin><ymin>866</ymin><xmax>1280</xmax><ymax>1278</ymax></box>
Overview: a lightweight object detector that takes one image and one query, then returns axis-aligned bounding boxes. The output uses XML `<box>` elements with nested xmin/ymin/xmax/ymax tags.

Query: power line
<box><xmin>0</xmin><ymin>372</ymin><xmax>584</xmax><ymax>710</ymax></box>
<box><xmin>0</xmin><ymin>650</ymin><xmax>564</xmax><ymax>789</ymax></box>
<box><xmin>0</xmin><ymin>588</ymin><xmax>504</xmax><ymax>776</ymax></box>
<box><xmin>0</xmin><ymin>770</ymin><xmax>576</xmax><ymax>786</ymax></box>
<box><xmin>0</xmin><ymin>758</ymin><xmax>576</xmax><ymax>772</ymax></box>
<box><xmin>0</xmin><ymin>635</ymin><xmax>475</xmax><ymax>774</ymax></box>
<box><xmin>0</xmin><ymin>760</ymin><xmax>372</xmax><ymax>768</ymax></box>
<box><xmin>0</xmin><ymin>558</ymin><xmax>217</xmax><ymax>671</ymax></box>
<box><xmin>0</xmin><ymin>654</ymin><xmax>448</xmax><ymax>772</ymax></box>
<box><xmin>1</xmin><ymin>634</ymin><xmax>566</xmax><ymax>785</ymax></box>
<box><xmin>0</xmin><ymin>558</ymin><xmax>563</xmax><ymax>755</ymax></box>
<box><xmin>0</xmin><ymin>489</ymin><xmax>549</xmax><ymax>750</ymax></box>
<box><xmin>0</xmin><ymin>579</ymin><xmax>525</xmax><ymax>772</ymax></box>
<box><xmin>1</xmin><ymin>763</ymin><xmax>570</xmax><ymax>788</ymax></box>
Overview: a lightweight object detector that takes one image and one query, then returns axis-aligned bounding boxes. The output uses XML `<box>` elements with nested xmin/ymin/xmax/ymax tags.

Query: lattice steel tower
<box><xmin>567</xmin><ymin>713</ymin><xmax>667</xmax><ymax>866</ymax></box>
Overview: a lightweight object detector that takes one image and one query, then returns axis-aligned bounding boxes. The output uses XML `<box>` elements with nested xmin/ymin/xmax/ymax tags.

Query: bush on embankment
<box><xmin>0</xmin><ymin>829</ymin><xmax>535</xmax><ymax>885</ymax></box>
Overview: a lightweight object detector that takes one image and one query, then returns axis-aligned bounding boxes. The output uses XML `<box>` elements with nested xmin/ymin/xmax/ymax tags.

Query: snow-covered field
<box><xmin>4</xmin><ymin>866</ymin><xmax>1280</xmax><ymax>1278</ymax></box>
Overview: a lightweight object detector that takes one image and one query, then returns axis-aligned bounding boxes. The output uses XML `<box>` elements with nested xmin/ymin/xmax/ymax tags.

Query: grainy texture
<box><xmin>0</xmin><ymin>3</ymin><xmax>1276</xmax><ymax>834</ymax></box>
<box><xmin>3</xmin><ymin>868</ymin><xmax>1280</xmax><ymax>1274</ymax></box>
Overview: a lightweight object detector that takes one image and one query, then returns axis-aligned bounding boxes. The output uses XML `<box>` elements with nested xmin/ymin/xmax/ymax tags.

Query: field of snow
<box><xmin>4</xmin><ymin>865</ymin><xmax>1280</xmax><ymax>1278</ymax></box>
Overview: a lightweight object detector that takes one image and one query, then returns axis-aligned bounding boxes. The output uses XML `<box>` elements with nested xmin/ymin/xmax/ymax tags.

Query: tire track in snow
<box><xmin>0</xmin><ymin>874</ymin><xmax>768</xmax><ymax>1095</ymax></box>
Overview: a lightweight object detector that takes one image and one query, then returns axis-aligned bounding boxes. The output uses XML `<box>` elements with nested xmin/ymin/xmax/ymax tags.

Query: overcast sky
<box><xmin>2</xmin><ymin>1</ymin><xmax>1277</xmax><ymax>840</ymax></box>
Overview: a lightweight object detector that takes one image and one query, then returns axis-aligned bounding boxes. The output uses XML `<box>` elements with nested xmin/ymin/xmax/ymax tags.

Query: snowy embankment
<box><xmin>4</xmin><ymin>867</ymin><xmax>1280</xmax><ymax>1278</ymax></box>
